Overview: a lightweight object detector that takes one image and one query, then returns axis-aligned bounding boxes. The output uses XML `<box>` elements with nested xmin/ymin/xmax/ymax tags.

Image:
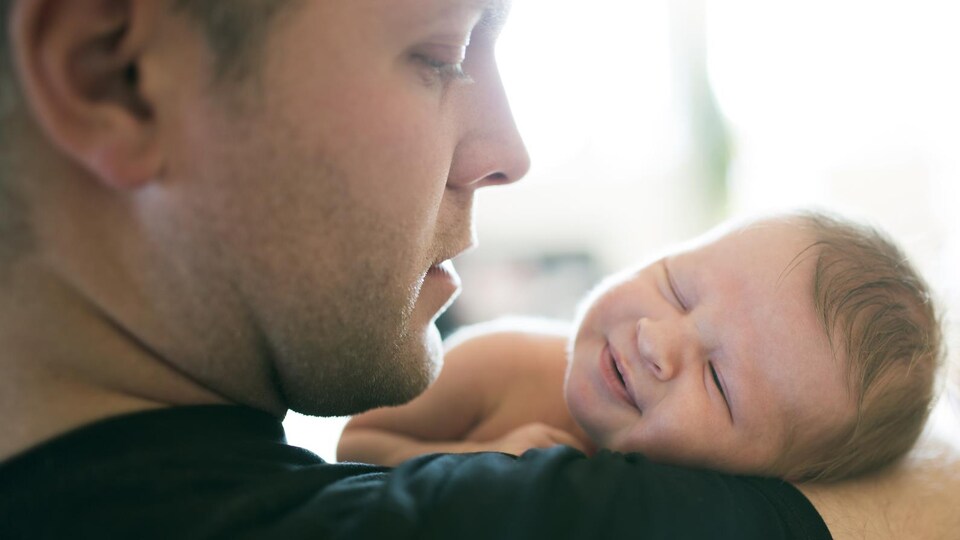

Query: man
<box><xmin>0</xmin><ymin>1</ymin><xmax>957</xmax><ymax>538</ymax></box>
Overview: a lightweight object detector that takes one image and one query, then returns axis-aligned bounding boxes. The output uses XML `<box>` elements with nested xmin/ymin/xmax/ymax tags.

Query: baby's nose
<box><xmin>636</xmin><ymin>318</ymin><xmax>682</xmax><ymax>381</ymax></box>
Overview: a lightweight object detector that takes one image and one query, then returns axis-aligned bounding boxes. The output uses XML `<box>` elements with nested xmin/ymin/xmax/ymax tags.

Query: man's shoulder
<box><xmin>324</xmin><ymin>448</ymin><xmax>830</xmax><ymax>540</ymax></box>
<box><xmin>0</xmin><ymin>405</ymin><xmax>383</xmax><ymax>539</ymax></box>
<box><xmin>0</xmin><ymin>406</ymin><xmax>829</xmax><ymax>540</ymax></box>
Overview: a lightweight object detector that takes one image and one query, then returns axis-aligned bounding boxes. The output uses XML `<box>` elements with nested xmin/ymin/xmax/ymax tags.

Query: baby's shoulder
<box><xmin>443</xmin><ymin>317</ymin><xmax>571</xmax><ymax>375</ymax></box>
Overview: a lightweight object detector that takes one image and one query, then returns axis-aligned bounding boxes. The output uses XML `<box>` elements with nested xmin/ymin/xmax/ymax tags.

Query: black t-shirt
<box><xmin>0</xmin><ymin>406</ymin><xmax>831</xmax><ymax>539</ymax></box>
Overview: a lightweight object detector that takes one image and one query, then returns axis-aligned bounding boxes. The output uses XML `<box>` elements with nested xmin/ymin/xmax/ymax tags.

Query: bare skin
<box><xmin>339</xmin><ymin>327</ymin><xmax>593</xmax><ymax>466</ymax></box>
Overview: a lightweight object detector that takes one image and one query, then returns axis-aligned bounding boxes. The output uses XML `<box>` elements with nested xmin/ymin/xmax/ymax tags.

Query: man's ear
<box><xmin>10</xmin><ymin>0</ymin><xmax>163</xmax><ymax>189</ymax></box>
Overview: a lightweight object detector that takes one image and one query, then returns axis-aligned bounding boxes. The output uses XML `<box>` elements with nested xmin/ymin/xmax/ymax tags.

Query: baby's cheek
<box><xmin>630</xmin><ymin>423</ymin><xmax>769</xmax><ymax>475</ymax></box>
<box><xmin>563</xmin><ymin>375</ymin><xmax>592</xmax><ymax>427</ymax></box>
<box><xmin>612</xmin><ymin>418</ymin><xmax>712</xmax><ymax>466</ymax></box>
<box><xmin>563</xmin><ymin>378</ymin><xmax>608</xmax><ymax>446</ymax></box>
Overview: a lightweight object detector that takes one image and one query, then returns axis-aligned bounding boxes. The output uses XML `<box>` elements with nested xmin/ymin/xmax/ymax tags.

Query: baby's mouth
<box><xmin>612</xmin><ymin>356</ymin><xmax>627</xmax><ymax>387</ymax></box>
<box><xmin>607</xmin><ymin>344</ymin><xmax>641</xmax><ymax>413</ymax></box>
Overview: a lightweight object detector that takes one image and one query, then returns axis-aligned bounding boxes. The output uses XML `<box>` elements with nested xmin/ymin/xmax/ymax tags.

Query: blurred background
<box><xmin>286</xmin><ymin>0</ymin><xmax>960</xmax><ymax>461</ymax></box>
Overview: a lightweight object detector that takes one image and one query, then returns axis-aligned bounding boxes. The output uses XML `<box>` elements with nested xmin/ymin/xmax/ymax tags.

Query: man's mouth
<box><xmin>426</xmin><ymin>260</ymin><xmax>460</xmax><ymax>285</ymax></box>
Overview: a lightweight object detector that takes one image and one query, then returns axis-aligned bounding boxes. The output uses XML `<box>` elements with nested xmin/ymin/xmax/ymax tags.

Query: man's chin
<box><xmin>371</xmin><ymin>321</ymin><xmax>444</xmax><ymax>408</ymax></box>
<box><xmin>286</xmin><ymin>322</ymin><xmax>442</xmax><ymax>417</ymax></box>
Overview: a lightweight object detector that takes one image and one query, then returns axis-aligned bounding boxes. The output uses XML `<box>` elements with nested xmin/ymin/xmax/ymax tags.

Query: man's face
<box><xmin>146</xmin><ymin>0</ymin><xmax>528</xmax><ymax>416</ymax></box>
<box><xmin>565</xmin><ymin>220</ymin><xmax>854</xmax><ymax>476</ymax></box>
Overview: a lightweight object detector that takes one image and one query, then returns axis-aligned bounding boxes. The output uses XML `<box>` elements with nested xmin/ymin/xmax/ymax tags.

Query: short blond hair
<box><xmin>773</xmin><ymin>211</ymin><xmax>942</xmax><ymax>482</ymax></box>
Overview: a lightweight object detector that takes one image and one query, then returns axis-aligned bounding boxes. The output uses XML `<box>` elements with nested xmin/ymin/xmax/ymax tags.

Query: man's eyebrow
<box><xmin>456</xmin><ymin>0</ymin><xmax>510</xmax><ymax>33</ymax></box>
<box><xmin>460</xmin><ymin>0</ymin><xmax>508</xmax><ymax>11</ymax></box>
<box><xmin>416</xmin><ymin>0</ymin><xmax>507</xmax><ymax>35</ymax></box>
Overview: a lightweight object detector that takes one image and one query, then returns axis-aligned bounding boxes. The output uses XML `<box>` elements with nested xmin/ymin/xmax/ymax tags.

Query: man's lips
<box><xmin>600</xmin><ymin>343</ymin><xmax>641</xmax><ymax>411</ymax></box>
<box><xmin>426</xmin><ymin>260</ymin><xmax>462</xmax><ymax>290</ymax></box>
<box><xmin>418</xmin><ymin>260</ymin><xmax>461</xmax><ymax>316</ymax></box>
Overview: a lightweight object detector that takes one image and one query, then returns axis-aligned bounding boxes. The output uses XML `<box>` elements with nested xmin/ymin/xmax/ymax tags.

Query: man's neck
<box><xmin>0</xmin><ymin>258</ymin><xmax>230</xmax><ymax>462</ymax></box>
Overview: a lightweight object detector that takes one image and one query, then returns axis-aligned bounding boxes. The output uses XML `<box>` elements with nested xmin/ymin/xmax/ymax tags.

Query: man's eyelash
<box><xmin>436</xmin><ymin>62</ymin><xmax>470</xmax><ymax>82</ymax></box>
<box><xmin>413</xmin><ymin>54</ymin><xmax>472</xmax><ymax>84</ymax></box>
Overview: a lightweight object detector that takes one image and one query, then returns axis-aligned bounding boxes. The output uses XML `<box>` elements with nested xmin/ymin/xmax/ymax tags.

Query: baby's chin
<box><xmin>564</xmin><ymin>408</ymin><xmax>628</xmax><ymax>456</ymax></box>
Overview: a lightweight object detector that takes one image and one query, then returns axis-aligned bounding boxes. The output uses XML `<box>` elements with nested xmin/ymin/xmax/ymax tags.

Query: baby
<box><xmin>337</xmin><ymin>211</ymin><xmax>942</xmax><ymax>482</ymax></box>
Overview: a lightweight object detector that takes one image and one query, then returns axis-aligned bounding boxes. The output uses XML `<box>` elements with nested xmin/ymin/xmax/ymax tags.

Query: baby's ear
<box><xmin>10</xmin><ymin>0</ymin><xmax>164</xmax><ymax>188</ymax></box>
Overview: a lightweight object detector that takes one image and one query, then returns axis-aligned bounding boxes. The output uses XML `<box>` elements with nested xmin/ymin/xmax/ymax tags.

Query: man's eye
<box><xmin>412</xmin><ymin>53</ymin><xmax>472</xmax><ymax>86</ymax></box>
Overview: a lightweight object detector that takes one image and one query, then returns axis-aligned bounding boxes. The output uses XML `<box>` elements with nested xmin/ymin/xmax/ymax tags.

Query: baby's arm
<box><xmin>337</xmin><ymin>322</ymin><xmax>586</xmax><ymax>466</ymax></box>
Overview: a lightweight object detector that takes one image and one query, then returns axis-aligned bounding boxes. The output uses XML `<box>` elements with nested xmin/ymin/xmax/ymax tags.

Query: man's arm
<box><xmin>800</xmin><ymin>398</ymin><xmax>960</xmax><ymax>540</ymax></box>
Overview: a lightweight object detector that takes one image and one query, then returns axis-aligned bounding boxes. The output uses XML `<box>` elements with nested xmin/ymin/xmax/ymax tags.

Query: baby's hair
<box><xmin>772</xmin><ymin>211</ymin><xmax>942</xmax><ymax>482</ymax></box>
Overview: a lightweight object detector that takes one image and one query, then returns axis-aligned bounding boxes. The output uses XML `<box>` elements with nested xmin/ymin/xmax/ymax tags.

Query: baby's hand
<box><xmin>481</xmin><ymin>422</ymin><xmax>588</xmax><ymax>456</ymax></box>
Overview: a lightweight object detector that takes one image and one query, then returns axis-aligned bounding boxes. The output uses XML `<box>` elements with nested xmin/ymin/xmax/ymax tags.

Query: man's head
<box><xmin>1</xmin><ymin>0</ymin><xmax>528</xmax><ymax>417</ymax></box>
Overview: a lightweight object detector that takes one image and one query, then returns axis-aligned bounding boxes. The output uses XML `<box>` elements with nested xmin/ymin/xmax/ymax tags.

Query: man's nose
<box><xmin>635</xmin><ymin>317</ymin><xmax>698</xmax><ymax>381</ymax></box>
<box><xmin>446</xmin><ymin>62</ymin><xmax>531</xmax><ymax>189</ymax></box>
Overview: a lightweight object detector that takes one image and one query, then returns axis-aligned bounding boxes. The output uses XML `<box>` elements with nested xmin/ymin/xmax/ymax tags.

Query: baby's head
<box><xmin>564</xmin><ymin>211</ymin><xmax>940</xmax><ymax>481</ymax></box>
<box><xmin>774</xmin><ymin>212</ymin><xmax>941</xmax><ymax>481</ymax></box>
